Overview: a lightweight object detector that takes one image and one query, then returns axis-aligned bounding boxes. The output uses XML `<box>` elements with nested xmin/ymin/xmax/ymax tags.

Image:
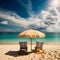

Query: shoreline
<box><xmin>0</xmin><ymin>41</ymin><xmax>60</xmax><ymax>45</ymax></box>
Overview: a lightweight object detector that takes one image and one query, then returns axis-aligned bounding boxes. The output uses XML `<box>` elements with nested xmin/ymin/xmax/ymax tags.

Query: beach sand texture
<box><xmin>0</xmin><ymin>44</ymin><xmax>60</xmax><ymax>60</ymax></box>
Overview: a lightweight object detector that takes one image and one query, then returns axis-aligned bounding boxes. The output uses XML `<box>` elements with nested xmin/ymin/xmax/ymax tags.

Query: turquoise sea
<box><xmin>0</xmin><ymin>32</ymin><xmax>60</xmax><ymax>44</ymax></box>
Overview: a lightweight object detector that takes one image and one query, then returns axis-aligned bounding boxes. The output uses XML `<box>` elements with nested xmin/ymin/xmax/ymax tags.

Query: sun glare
<box><xmin>49</xmin><ymin>0</ymin><xmax>60</xmax><ymax>8</ymax></box>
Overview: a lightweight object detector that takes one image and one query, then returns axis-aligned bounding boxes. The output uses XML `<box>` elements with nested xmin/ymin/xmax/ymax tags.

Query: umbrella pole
<box><xmin>31</xmin><ymin>38</ymin><xmax>32</xmax><ymax>51</ymax></box>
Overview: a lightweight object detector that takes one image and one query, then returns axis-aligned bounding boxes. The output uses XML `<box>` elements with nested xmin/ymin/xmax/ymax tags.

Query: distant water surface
<box><xmin>0</xmin><ymin>32</ymin><xmax>60</xmax><ymax>44</ymax></box>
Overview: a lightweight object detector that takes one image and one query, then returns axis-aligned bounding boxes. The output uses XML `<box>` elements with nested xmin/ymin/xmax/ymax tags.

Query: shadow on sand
<box><xmin>5</xmin><ymin>50</ymin><xmax>32</xmax><ymax>57</ymax></box>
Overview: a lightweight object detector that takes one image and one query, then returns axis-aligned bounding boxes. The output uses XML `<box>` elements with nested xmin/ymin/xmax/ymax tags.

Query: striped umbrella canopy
<box><xmin>19</xmin><ymin>29</ymin><xmax>45</xmax><ymax>51</ymax></box>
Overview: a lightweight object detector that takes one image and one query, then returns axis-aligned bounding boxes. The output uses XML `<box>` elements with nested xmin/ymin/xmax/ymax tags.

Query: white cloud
<box><xmin>0</xmin><ymin>10</ymin><xmax>45</xmax><ymax>28</ymax></box>
<box><xmin>0</xmin><ymin>10</ymin><xmax>30</xmax><ymax>27</ymax></box>
<box><xmin>0</xmin><ymin>5</ymin><xmax>60</xmax><ymax>32</ymax></box>
<box><xmin>37</xmin><ymin>7</ymin><xmax>60</xmax><ymax>32</ymax></box>
<box><xmin>0</xmin><ymin>0</ymin><xmax>60</xmax><ymax>32</ymax></box>
<box><xmin>0</xmin><ymin>21</ymin><xmax>8</xmax><ymax>25</ymax></box>
<box><xmin>27</xmin><ymin>6</ymin><xmax>60</xmax><ymax>32</ymax></box>
<box><xmin>0</xmin><ymin>10</ymin><xmax>42</xmax><ymax>29</ymax></box>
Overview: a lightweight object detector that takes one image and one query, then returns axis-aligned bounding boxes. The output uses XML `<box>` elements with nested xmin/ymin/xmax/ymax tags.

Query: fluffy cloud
<box><xmin>1</xmin><ymin>0</ymin><xmax>60</xmax><ymax>32</ymax></box>
<box><xmin>0</xmin><ymin>10</ymin><xmax>30</xmax><ymax>27</ymax></box>
<box><xmin>0</xmin><ymin>21</ymin><xmax>8</xmax><ymax>25</ymax></box>
<box><xmin>27</xmin><ymin>7</ymin><xmax>60</xmax><ymax>32</ymax></box>
<box><xmin>0</xmin><ymin>6</ymin><xmax>60</xmax><ymax>32</ymax></box>
<box><xmin>37</xmin><ymin>7</ymin><xmax>60</xmax><ymax>32</ymax></box>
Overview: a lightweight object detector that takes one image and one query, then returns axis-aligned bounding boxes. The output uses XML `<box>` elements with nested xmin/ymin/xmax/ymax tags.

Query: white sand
<box><xmin>0</xmin><ymin>44</ymin><xmax>60</xmax><ymax>60</ymax></box>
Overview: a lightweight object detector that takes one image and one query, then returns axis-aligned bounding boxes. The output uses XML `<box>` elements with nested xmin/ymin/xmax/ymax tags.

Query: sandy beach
<box><xmin>0</xmin><ymin>44</ymin><xmax>60</xmax><ymax>60</ymax></box>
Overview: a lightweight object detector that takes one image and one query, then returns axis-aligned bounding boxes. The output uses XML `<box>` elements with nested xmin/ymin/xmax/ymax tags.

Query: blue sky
<box><xmin>0</xmin><ymin>0</ymin><xmax>49</xmax><ymax>18</ymax></box>
<box><xmin>0</xmin><ymin>0</ymin><xmax>60</xmax><ymax>32</ymax></box>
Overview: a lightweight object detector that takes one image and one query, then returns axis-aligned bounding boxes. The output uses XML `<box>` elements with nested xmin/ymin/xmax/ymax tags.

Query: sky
<box><xmin>0</xmin><ymin>0</ymin><xmax>60</xmax><ymax>32</ymax></box>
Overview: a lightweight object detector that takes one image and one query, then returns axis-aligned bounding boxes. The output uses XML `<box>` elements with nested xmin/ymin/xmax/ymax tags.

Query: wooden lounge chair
<box><xmin>19</xmin><ymin>42</ymin><xmax>27</xmax><ymax>52</ymax></box>
<box><xmin>35</xmin><ymin>42</ymin><xmax>44</xmax><ymax>54</ymax></box>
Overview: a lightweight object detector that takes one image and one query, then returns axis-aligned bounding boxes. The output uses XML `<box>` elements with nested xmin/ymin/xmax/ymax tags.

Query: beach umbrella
<box><xmin>18</xmin><ymin>29</ymin><xmax>45</xmax><ymax>51</ymax></box>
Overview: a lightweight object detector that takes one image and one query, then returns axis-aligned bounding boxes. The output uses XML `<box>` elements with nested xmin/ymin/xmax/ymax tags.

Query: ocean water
<box><xmin>0</xmin><ymin>32</ymin><xmax>60</xmax><ymax>44</ymax></box>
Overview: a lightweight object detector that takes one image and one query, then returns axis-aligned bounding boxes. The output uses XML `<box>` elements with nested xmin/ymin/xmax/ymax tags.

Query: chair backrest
<box><xmin>19</xmin><ymin>42</ymin><xmax>27</xmax><ymax>48</ymax></box>
<box><xmin>36</xmin><ymin>41</ymin><xmax>44</xmax><ymax>49</ymax></box>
